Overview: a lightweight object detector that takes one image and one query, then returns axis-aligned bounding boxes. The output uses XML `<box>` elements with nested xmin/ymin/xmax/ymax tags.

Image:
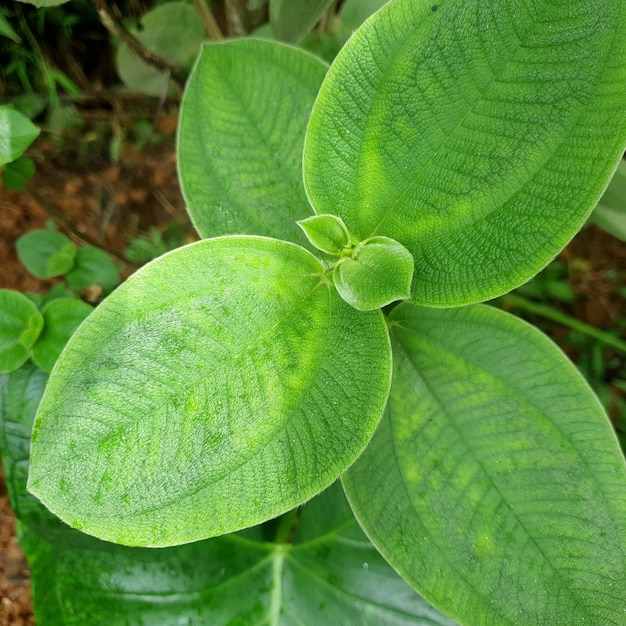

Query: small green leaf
<box><xmin>333</xmin><ymin>236</ymin><xmax>413</xmax><ymax>311</ymax></box>
<box><xmin>270</xmin><ymin>0</ymin><xmax>333</xmax><ymax>44</ymax></box>
<box><xmin>0</xmin><ymin>105</ymin><xmax>40</xmax><ymax>167</ymax></box>
<box><xmin>343</xmin><ymin>303</ymin><xmax>626</xmax><ymax>625</ymax></box>
<box><xmin>179</xmin><ymin>39</ymin><xmax>327</xmax><ymax>247</ymax></box>
<box><xmin>16</xmin><ymin>230</ymin><xmax>76</xmax><ymax>279</ymax></box>
<box><xmin>31</xmin><ymin>299</ymin><xmax>93</xmax><ymax>373</ymax></box>
<box><xmin>115</xmin><ymin>2</ymin><xmax>204</xmax><ymax>96</ymax></box>
<box><xmin>297</xmin><ymin>214</ymin><xmax>352</xmax><ymax>255</ymax></box>
<box><xmin>304</xmin><ymin>0</ymin><xmax>626</xmax><ymax>306</ymax></box>
<box><xmin>28</xmin><ymin>236</ymin><xmax>391</xmax><ymax>547</ymax></box>
<box><xmin>64</xmin><ymin>246</ymin><xmax>120</xmax><ymax>293</ymax></box>
<box><xmin>1</xmin><ymin>155</ymin><xmax>35</xmax><ymax>191</ymax></box>
<box><xmin>0</xmin><ymin>290</ymin><xmax>44</xmax><ymax>373</ymax></box>
<box><xmin>591</xmin><ymin>160</ymin><xmax>626</xmax><ymax>241</ymax></box>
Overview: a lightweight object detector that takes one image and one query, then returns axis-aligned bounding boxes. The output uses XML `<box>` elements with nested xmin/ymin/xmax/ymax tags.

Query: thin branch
<box><xmin>91</xmin><ymin>0</ymin><xmax>185</xmax><ymax>94</ymax></box>
<box><xmin>193</xmin><ymin>0</ymin><xmax>224</xmax><ymax>41</ymax></box>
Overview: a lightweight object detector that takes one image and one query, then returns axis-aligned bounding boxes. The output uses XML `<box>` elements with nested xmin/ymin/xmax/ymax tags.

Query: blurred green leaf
<box><xmin>16</xmin><ymin>230</ymin><xmax>76</xmax><ymax>279</ymax></box>
<box><xmin>64</xmin><ymin>246</ymin><xmax>120</xmax><ymax>293</ymax></box>
<box><xmin>270</xmin><ymin>0</ymin><xmax>333</xmax><ymax>44</ymax></box>
<box><xmin>0</xmin><ymin>105</ymin><xmax>40</xmax><ymax>167</ymax></box>
<box><xmin>1</xmin><ymin>155</ymin><xmax>36</xmax><ymax>191</ymax></box>
<box><xmin>591</xmin><ymin>160</ymin><xmax>626</xmax><ymax>241</ymax></box>
<box><xmin>0</xmin><ymin>10</ymin><xmax>21</xmax><ymax>43</ymax></box>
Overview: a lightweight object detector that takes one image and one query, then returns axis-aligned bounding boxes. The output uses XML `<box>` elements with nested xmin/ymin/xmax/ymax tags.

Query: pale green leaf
<box><xmin>28</xmin><ymin>236</ymin><xmax>391</xmax><ymax>547</ymax></box>
<box><xmin>179</xmin><ymin>39</ymin><xmax>327</xmax><ymax>247</ymax></box>
<box><xmin>333</xmin><ymin>236</ymin><xmax>413</xmax><ymax>310</ymax></box>
<box><xmin>297</xmin><ymin>213</ymin><xmax>351</xmax><ymax>255</ymax></box>
<box><xmin>304</xmin><ymin>0</ymin><xmax>626</xmax><ymax>305</ymax></box>
<box><xmin>270</xmin><ymin>0</ymin><xmax>333</xmax><ymax>44</ymax></box>
<box><xmin>31</xmin><ymin>299</ymin><xmax>93</xmax><ymax>373</ymax></box>
<box><xmin>343</xmin><ymin>304</ymin><xmax>626</xmax><ymax>625</ymax></box>
<box><xmin>16</xmin><ymin>230</ymin><xmax>77</xmax><ymax>279</ymax></box>
<box><xmin>0</xmin><ymin>290</ymin><xmax>44</xmax><ymax>373</ymax></box>
<box><xmin>18</xmin><ymin>483</ymin><xmax>455</xmax><ymax>625</ymax></box>
<box><xmin>13</xmin><ymin>0</ymin><xmax>70</xmax><ymax>6</ymax></box>
<box><xmin>115</xmin><ymin>2</ymin><xmax>204</xmax><ymax>96</ymax></box>
<box><xmin>591</xmin><ymin>159</ymin><xmax>626</xmax><ymax>241</ymax></box>
<box><xmin>0</xmin><ymin>105</ymin><xmax>40</xmax><ymax>167</ymax></box>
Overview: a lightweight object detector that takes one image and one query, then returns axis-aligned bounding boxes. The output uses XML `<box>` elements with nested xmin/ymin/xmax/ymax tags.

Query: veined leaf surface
<box><xmin>28</xmin><ymin>236</ymin><xmax>391</xmax><ymax>547</ymax></box>
<box><xmin>179</xmin><ymin>39</ymin><xmax>327</xmax><ymax>247</ymax></box>
<box><xmin>343</xmin><ymin>304</ymin><xmax>626</xmax><ymax>625</ymax></box>
<box><xmin>304</xmin><ymin>0</ymin><xmax>626</xmax><ymax>305</ymax></box>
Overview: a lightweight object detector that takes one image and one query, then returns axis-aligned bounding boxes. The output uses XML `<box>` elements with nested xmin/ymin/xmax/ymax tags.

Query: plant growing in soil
<box><xmin>6</xmin><ymin>0</ymin><xmax>626</xmax><ymax>624</ymax></box>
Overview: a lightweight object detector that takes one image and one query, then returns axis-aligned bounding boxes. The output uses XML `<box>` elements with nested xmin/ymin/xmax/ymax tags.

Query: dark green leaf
<box><xmin>16</xmin><ymin>230</ymin><xmax>76</xmax><ymax>279</ymax></box>
<box><xmin>28</xmin><ymin>236</ymin><xmax>391</xmax><ymax>546</ymax></box>
<box><xmin>64</xmin><ymin>246</ymin><xmax>120</xmax><ymax>292</ymax></box>
<box><xmin>179</xmin><ymin>39</ymin><xmax>327</xmax><ymax>247</ymax></box>
<box><xmin>343</xmin><ymin>303</ymin><xmax>626</xmax><ymax>625</ymax></box>
<box><xmin>0</xmin><ymin>290</ymin><xmax>44</xmax><ymax>373</ymax></box>
<box><xmin>304</xmin><ymin>0</ymin><xmax>626</xmax><ymax>305</ymax></box>
<box><xmin>31</xmin><ymin>299</ymin><xmax>93</xmax><ymax>373</ymax></box>
<box><xmin>1</xmin><ymin>155</ymin><xmax>36</xmax><ymax>191</ymax></box>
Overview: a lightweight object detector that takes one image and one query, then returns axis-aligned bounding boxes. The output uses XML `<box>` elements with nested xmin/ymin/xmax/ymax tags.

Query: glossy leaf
<box><xmin>18</xmin><ymin>483</ymin><xmax>455</xmax><ymax>625</ymax></box>
<box><xmin>297</xmin><ymin>213</ymin><xmax>351</xmax><ymax>255</ymax></box>
<box><xmin>591</xmin><ymin>159</ymin><xmax>626</xmax><ymax>241</ymax></box>
<box><xmin>270</xmin><ymin>0</ymin><xmax>333</xmax><ymax>44</ymax></box>
<box><xmin>16</xmin><ymin>230</ymin><xmax>76</xmax><ymax>279</ymax></box>
<box><xmin>31</xmin><ymin>299</ymin><xmax>93</xmax><ymax>373</ymax></box>
<box><xmin>343</xmin><ymin>304</ymin><xmax>626</xmax><ymax>625</ymax></box>
<box><xmin>64</xmin><ymin>246</ymin><xmax>120</xmax><ymax>292</ymax></box>
<box><xmin>0</xmin><ymin>290</ymin><xmax>44</xmax><ymax>373</ymax></box>
<box><xmin>28</xmin><ymin>236</ymin><xmax>391</xmax><ymax>547</ymax></box>
<box><xmin>178</xmin><ymin>39</ymin><xmax>327</xmax><ymax>247</ymax></box>
<box><xmin>115</xmin><ymin>2</ymin><xmax>204</xmax><ymax>96</ymax></box>
<box><xmin>333</xmin><ymin>236</ymin><xmax>414</xmax><ymax>311</ymax></box>
<box><xmin>0</xmin><ymin>105</ymin><xmax>40</xmax><ymax>166</ymax></box>
<box><xmin>0</xmin><ymin>364</ymin><xmax>63</xmax><ymax>533</ymax></box>
<box><xmin>304</xmin><ymin>0</ymin><xmax>626</xmax><ymax>306</ymax></box>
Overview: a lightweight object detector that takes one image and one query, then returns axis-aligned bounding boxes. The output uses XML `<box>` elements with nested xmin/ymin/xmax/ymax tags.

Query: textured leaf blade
<box><xmin>28</xmin><ymin>236</ymin><xmax>391</xmax><ymax>547</ymax></box>
<box><xmin>304</xmin><ymin>0</ymin><xmax>626</xmax><ymax>305</ymax></box>
<box><xmin>178</xmin><ymin>39</ymin><xmax>327</xmax><ymax>247</ymax></box>
<box><xmin>343</xmin><ymin>304</ymin><xmax>626</xmax><ymax>625</ymax></box>
<box><xmin>19</xmin><ymin>483</ymin><xmax>455</xmax><ymax>625</ymax></box>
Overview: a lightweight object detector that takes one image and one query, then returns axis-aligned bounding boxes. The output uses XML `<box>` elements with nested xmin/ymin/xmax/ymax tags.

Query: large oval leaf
<box><xmin>304</xmin><ymin>0</ymin><xmax>626</xmax><ymax>305</ymax></box>
<box><xmin>178</xmin><ymin>39</ymin><xmax>327</xmax><ymax>247</ymax></box>
<box><xmin>28</xmin><ymin>236</ymin><xmax>391</xmax><ymax>547</ymax></box>
<box><xmin>343</xmin><ymin>304</ymin><xmax>626</xmax><ymax>625</ymax></box>
<box><xmin>19</xmin><ymin>483</ymin><xmax>455</xmax><ymax>625</ymax></box>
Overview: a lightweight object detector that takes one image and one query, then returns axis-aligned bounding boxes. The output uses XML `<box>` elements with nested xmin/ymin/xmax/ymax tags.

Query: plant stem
<box><xmin>193</xmin><ymin>0</ymin><xmax>224</xmax><ymax>41</ymax></box>
<box><xmin>91</xmin><ymin>0</ymin><xmax>185</xmax><ymax>93</ymax></box>
<box><xmin>274</xmin><ymin>507</ymin><xmax>299</xmax><ymax>544</ymax></box>
<box><xmin>501</xmin><ymin>293</ymin><xmax>626</xmax><ymax>353</ymax></box>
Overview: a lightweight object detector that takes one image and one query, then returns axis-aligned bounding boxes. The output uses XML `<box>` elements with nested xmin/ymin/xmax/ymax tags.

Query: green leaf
<box><xmin>16</xmin><ymin>230</ymin><xmax>77</xmax><ymax>279</ymax></box>
<box><xmin>18</xmin><ymin>483</ymin><xmax>455</xmax><ymax>625</ymax></box>
<box><xmin>0</xmin><ymin>290</ymin><xmax>44</xmax><ymax>373</ymax></box>
<box><xmin>333</xmin><ymin>236</ymin><xmax>414</xmax><ymax>311</ymax></box>
<box><xmin>591</xmin><ymin>159</ymin><xmax>626</xmax><ymax>241</ymax></box>
<box><xmin>179</xmin><ymin>39</ymin><xmax>327</xmax><ymax>247</ymax></box>
<box><xmin>31</xmin><ymin>299</ymin><xmax>93</xmax><ymax>373</ymax></box>
<box><xmin>270</xmin><ymin>0</ymin><xmax>333</xmax><ymax>44</ymax></box>
<box><xmin>13</xmin><ymin>0</ymin><xmax>70</xmax><ymax>6</ymax></box>
<box><xmin>304</xmin><ymin>0</ymin><xmax>626</xmax><ymax>306</ymax></box>
<box><xmin>115</xmin><ymin>2</ymin><xmax>205</xmax><ymax>96</ymax></box>
<box><xmin>297</xmin><ymin>214</ymin><xmax>352</xmax><ymax>255</ymax></box>
<box><xmin>0</xmin><ymin>11</ymin><xmax>21</xmax><ymax>43</ymax></box>
<box><xmin>40</xmin><ymin>283</ymin><xmax>79</xmax><ymax>306</ymax></box>
<box><xmin>343</xmin><ymin>303</ymin><xmax>626</xmax><ymax>625</ymax></box>
<box><xmin>28</xmin><ymin>236</ymin><xmax>391</xmax><ymax>547</ymax></box>
<box><xmin>64</xmin><ymin>246</ymin><xmax>120</xmax><ymax>292</ymax></box>
<box><xmin>1</xmin><ymin>155</ymin><xmax>36</xmax><ymax>191</ymax></box>
<box><xmin>0</xmin><ymin>105</ymin><xmax>40</xmax><ymax>167</ymax></box>
<box><xmin>337</xmin><ymin>0</ymin><xmax>388</xmax><ymax>42</ymax></box>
